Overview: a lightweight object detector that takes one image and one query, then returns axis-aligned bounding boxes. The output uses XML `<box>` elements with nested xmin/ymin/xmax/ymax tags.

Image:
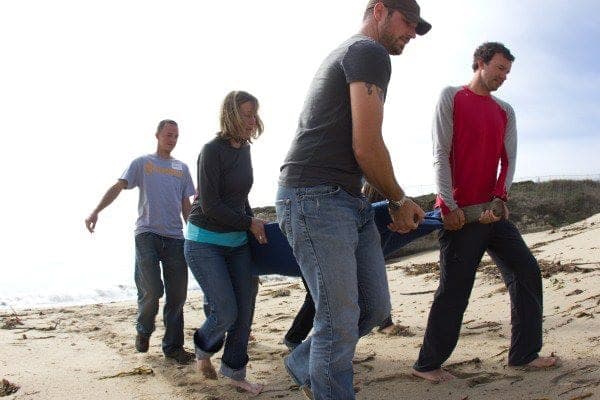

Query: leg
<box><xmin>219</xmin><ymin>244</ymin><xmax>262</xmax><ymax>394</ymax></box>
<box><xmin>355</xmin><ymin>201</ymin><xmax>391</xmax><ymax>336</ymax></box>
<box><xmin>378</xmin><ymin>315</ymin><xmax>398</xmax><ymax>334</ymax></box>
<box><xmin>488</xmin><ymin>220</ymin><xmax>556</xmax><ymax>368</ymax></box>
<box><xmin>285</xmin><ymin>276</ymin><xmax>316</xmax><ymax>349</ymax></box>
<box><xmin>413</xmin><ymin>224</ymin><xmax>489</xmax><ymax>381</ymax></box>
<box><xmin>248</xmin><ymin>275</ymin><xmax>260</xmax><ymax>341</ymax></box>
<box><xmin>277</xmin><ymin>185</ymin><xmax>364</xmax><ymax>400</ymax></box>
<box><xmin>160</xmin><ymin>236</ymin><xmax>189</xmax><ymax>356</ymax></box>
<box><xmin>134</xmin><ymin>232</ymin><xmax>164</xmax><ymax>344</ymax></box>
<box><xmin>219</xmin><ymin>244</ymin><xmax>255</xmax><ymax>377</ymax></box>
<box><xmin>184</xmin><ymin>241</ymin><xmax>237</xmax><ymax>363</ymax></box>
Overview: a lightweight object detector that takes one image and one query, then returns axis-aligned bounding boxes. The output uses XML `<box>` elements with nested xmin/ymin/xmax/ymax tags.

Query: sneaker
<box><xmin>165</xmin><ymin>348</ymin><xmax>195</xmax><ymax>365</ymax></box>
<box><xmin>135</xmin><ymin>334</ymin><xmax>149</xmax><ymax>353</ymax></box>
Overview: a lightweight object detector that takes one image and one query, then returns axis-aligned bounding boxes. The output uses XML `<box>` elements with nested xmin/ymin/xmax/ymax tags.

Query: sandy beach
<box><xmin>2</xmin><ymin>214</ymin><xmax>599</xmax><ymax>400</ymax></box>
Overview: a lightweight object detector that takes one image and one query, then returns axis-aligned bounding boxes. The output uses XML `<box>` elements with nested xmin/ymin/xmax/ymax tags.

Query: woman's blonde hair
<box><xmin>218</xmin><ymin>91</ymin><xmax>264</xmax><ymax>143</ymax></box>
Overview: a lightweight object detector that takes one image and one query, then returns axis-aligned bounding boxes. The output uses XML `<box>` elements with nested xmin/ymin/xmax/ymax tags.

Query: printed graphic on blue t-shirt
<box><xmin>121</xmin><ymin>154</ymin><xmax>195</xmax><ymax>239</ymax></box>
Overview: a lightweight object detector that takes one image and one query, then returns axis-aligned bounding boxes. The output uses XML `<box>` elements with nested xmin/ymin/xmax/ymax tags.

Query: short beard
<box><xmin>380</xmin><ymin>30</ymin><xmax>403</xmax><ymax>55</ymax></box>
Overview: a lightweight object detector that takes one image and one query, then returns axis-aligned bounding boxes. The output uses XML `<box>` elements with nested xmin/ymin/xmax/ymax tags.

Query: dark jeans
<box><xmin>184</xmin><ymin>240</ymin><xmax>255</xmax><ymax>381</ymax></box>
<box><xmin>284</xmin><ymin>277</ymin><xmax>315</xmax><ymax>345</ymax></box>
<box><xmin>134</xmin><ymin>232</ymin><xmax>188</xmax><ymax>355</ymax></box>
<box><xmin>414</xmin><ymin>219</ymin><xmax>543</xmax><ymax>371</ymax></box>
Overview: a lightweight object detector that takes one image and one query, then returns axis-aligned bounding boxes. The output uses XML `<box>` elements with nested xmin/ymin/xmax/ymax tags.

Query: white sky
<box><xmin>1</xmin><ymin>1</ymin><xmax>599</xmax><ymax>291</ymax></box>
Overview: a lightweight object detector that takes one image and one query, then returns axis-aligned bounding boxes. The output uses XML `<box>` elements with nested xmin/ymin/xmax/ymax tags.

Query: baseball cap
<box><xmin>380</xmin><ymin>0</ymin><xmax>432</xmax><ymax>35</ymax></box>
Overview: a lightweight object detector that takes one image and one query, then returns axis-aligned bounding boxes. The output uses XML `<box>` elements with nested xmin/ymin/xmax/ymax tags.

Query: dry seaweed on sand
<box><xmin>0</xmin><ymin>379</ymin><xmax>20</xmax><ymax>396</ymax></box>
<box><xmin>1</xmin><ymin>316</ymin><xmax>23</xmax><ymax>330</ymax></box>
<box><xmin>402</xmin><ymin>262</ymin><xmax>439</xmax><ymax>276</ymax></box>
<box><xmin>1</xmin><ymin>304</ymin><xmax>24</xmax><ymax>330</ymax></box>
<box><xmin>99</xmin><ymin>366</ymin><xmax>154</xmax><ymax>380</ymax></box>
<box><xmin>261</xmin><ymin>288</ymin><xmax>291</xmax><ymax>298</ymax></box>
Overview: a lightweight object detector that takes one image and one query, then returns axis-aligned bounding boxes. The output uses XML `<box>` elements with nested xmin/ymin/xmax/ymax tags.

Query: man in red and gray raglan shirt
<box><xmin>412</xmin><ymin>42</ymin><xmax>558</xmax><ymax>383</ymax></box>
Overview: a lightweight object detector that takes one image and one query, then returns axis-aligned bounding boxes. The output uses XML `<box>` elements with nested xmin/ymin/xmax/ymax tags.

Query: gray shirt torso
<box><xmin>279</xmin><ymin>34</ymin><xmax>391</xmax><ymax>196</ymax></box>
<box><xmin>188</xmin><ymin>137</ymin><xmax>254</xmax><ymax>232</ymax></box>
<box><xmin>121</xmin><ymin>153</ymin><xmax>195</xmax><ymax>239</ymax></box>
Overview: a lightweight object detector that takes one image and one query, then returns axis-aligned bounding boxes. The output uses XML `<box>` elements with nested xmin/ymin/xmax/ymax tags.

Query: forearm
<box><xmin>198</xmin><ymin>178</ymin><xmax>251</xmax><ymax>230</ymax></box>
<box><xmin>350</xmin><ymin>81</ymin><xmax>403</xmax><ymax>201</ymax></box>
<box><xmin>181</xmin><ymin>197</ymin><xmax>192</xmax><ymax>223</ymax></box>
<box><xmin>92</xmin><ymin>182</ymin><xmax>124</xmax><ymax>215</ymax></box>
<box><xmin>201</xmin><ymin>202</ymin><xmax>252</xmax><ymax>230</ymax></box>
<box><xmin>355</xmin><ymin>139</ymin><xmax>404</xmax><ymax>201</ymax></box>
<box><xmin>434</xmin><ymin>157</ymin><xmax>458</xmax><ymax>210</ymax></box>
<box><xmin>245</xmin><ymin>200</ymin><xmax>254</xmax><ymax>218</ymax></box>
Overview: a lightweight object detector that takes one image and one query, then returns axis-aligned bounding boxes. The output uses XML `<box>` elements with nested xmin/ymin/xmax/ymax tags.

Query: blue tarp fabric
<box><xmin>249</xmin><ymin>201</ymin><xmax>443</xmax><ymax>277</ymax></box>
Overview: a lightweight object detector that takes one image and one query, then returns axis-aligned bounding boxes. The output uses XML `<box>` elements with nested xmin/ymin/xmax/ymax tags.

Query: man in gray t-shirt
<box><xmin>276</xmin><ymin>1</ymin><xmax>430</xmax><ymax>398</ymax></box>
<box><xmin>85</xmin><ymin>119</ymin><xmax>196</xmax><ymax>365</ymax></box>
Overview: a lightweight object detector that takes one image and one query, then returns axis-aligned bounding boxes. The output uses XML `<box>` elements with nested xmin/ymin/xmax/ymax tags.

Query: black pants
<box><xmin>414</xmin><ymin>219</ymin><xmax>543</xmax><ymax>371</ymax></box>
<box><xmin>285</xmin><ymin>277</ymin><xmax>315</xmax><ymax>345</ymax></box>
<box><xmin>285</xmin><ymin>277</ymin><xmax>394</xmax><ymax>344</ymax></box>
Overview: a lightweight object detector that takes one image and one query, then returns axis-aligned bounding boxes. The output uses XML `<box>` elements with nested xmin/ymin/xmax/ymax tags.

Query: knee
<box><xmin>165</xmin><ymin>290</ymin><xmax>187</xmax><ymax>308</ymax></box>
<box><xmin>433</xmin><ymin>289</ymin><xmax>469</xmax><ymax>312</ymax></box>
<box><xmin>211</xmin><ymin>302</ymin><xmax>238</xmax><ymax>331</ymax></box>
<box><xmin>139</xmin><ymin>283</ymin><xmax>164</xmax><ymax>302</ymax></box>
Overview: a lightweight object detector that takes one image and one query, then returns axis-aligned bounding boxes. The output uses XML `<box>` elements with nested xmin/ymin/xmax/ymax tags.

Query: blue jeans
<box><xmin>276</xmin><ymin>185</ymin><xmax>391</xmax><ymax>400</ymax></box>
<box><xmin>184</xmin><ymin>240</ymin><xmax>255</xmax><ymax>381</ymax></box>
<box><xmin>134</xmin><ymin>232</ymin><xmax>188</xmax><ymax>355</ymax></box>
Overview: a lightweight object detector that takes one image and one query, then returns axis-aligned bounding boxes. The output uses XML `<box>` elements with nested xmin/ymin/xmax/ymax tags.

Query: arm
<box><xmin>181</xmin><ymin>165</ymin><xmax>196</xmax><ymax>223</ymax></box>
<box><xmin>245</xmin><ymin>200</ymin><xmax>254</xmax><ymax>218</ymax></box>
<box><xmin>432</xmin><ymin>87</ymin><xmax>459</xmax><ymax>212</ymax></box>
<box><xmin>494</xmin><ymin>103</ymin><xmax>517</xmax><ymax>197</ymax></box>
<box><xmin>85</xmin><ymin>179</ymin><xmax>128</xmax><ymax>233</ymax></box>
<box><xmin>181</xmin><ymin>196</ymin><xmax>192</xmax><ymax>223</ymax></box>
<box><xmin>350</xmin><ymin>81</ymin><xmax>401</xmax><ymax>200</ymax></box>
<box><xmin>244</xmin><ymin>199</ymin><xmax>267</xmax><ymax>244</ymax></box>
<box><xmin>197</xmin><ymin>146</ymin><xmax>252</xmax><ymax>230</ymax></box>
<box><xmin>432</xmin><ymin>87</ymin><xmax>466</xmax><ymax>230</ymax></box>
<box><xmin>482</xmin><ymin>102</ymin><xmax>517</xmax><ymax>223</ymax></box>
<box><xmin>350</xmin><ymin>82</ymin><xmax>424</xmax><ymax>232</ymax></box>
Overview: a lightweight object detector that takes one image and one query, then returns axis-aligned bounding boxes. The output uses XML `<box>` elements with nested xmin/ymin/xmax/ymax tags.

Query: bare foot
<box><xmin>197</xmin><ymin>359</ymin><xmax>217</xmax><ymax>380</ymax></box>
<box><xmin>379</xmin><ymin>323</ymin><xmax>412</xmax><ymax>336</ymax></box>
<box><xmin>379</xmin><ymin>324</ymin><xmax>399</xmax><ymax>335</ymax></box>
<box><xmin>526</xmin><ymin>355</ymin><xmax>558</xmax><ymax>369</ymax></box>
<box><xmin>230</xmin><ymin>379</ymin><xmax>263</xmax><ymax>396</ymax></box>
<box><xmin>412</xmin><ymin>368</ymin><xmax>456</xmax><ymax>383</ymax></box>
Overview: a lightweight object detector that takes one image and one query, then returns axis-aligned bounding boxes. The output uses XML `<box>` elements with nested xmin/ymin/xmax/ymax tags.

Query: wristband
<box><xmin>387</xmin><ymin>196</ymin><xmax>408</xmax><ymax>211</ymax></box>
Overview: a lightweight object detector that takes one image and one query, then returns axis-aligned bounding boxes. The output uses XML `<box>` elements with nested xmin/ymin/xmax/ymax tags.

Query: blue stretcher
<box><xmin>249</xmin><ymin>201</ymin><xmax>442</xmax><ymax>277</ymax></box>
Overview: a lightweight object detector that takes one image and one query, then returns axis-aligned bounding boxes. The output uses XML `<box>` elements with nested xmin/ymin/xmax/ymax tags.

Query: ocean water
<box><xmin>0</xmin><ymin>215</ymin><xmax>191</xmax><ymax>310</ymax></box>
<box><xmin>0</xmin><ymin>192</ymin><xmax>296</xmax><ymax>311</ymax></box>
<box><xmin>0</xmin><ymin>234</ymin><xmax>287</xmax><ymax>311</ymax></box>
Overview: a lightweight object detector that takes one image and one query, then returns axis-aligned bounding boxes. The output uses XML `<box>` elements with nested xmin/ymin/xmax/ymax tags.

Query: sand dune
<box><xmin>2</xmin><ymin>214</ymin><xmax>599</xmax><ymax>399</ymax></box>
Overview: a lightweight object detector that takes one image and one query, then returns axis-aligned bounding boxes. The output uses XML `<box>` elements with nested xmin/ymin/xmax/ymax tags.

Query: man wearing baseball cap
<box><xmin>277</xmin><ymin>1</ymin><xmax>430</xmax><ymax>398</ymax></box>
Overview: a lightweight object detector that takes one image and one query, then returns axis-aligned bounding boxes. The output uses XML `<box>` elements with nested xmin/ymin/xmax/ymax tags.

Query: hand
<box><xmin>502</xmin><ymin>202</ymin><xmax>510</xmax><ymax>219</ymax></box>
<box><xmin>442</xmin><ymin>208</ymin><xmax>465</xmax><ymax>230</ymax></box>
<box><xmin>249</xmin><ymin>217</ymin><xmax>268</xmax><ymax>244</ymax></box>
<box><xmin>478</xmin><ymin>209</ymin><xmax>501</xmax><ymax>224</ymax></box>
<box><xmin>479</xmin><ymin>201</ymin><xmax>509</xmax><ymax>224</ymax></box>
<box><xmin>387</xmin><ymin>198</ymin><xmax>425</xmax><ymax>234</ymax></box>
<box><xmin>85</xmin><ymin>212</ymin><xmax>98</xmax><ymax>233</ymax></box>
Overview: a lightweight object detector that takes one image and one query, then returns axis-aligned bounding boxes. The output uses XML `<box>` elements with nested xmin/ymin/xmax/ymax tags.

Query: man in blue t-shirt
<box><xmin>277</xmin><ymin>1</ymin><xmax>431</xmax><ymax>398</ymax></box>
<box><xmin>85</xmin><ymin>119</ymin><xmax>196</xmax><ymax>364</ymax></box>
